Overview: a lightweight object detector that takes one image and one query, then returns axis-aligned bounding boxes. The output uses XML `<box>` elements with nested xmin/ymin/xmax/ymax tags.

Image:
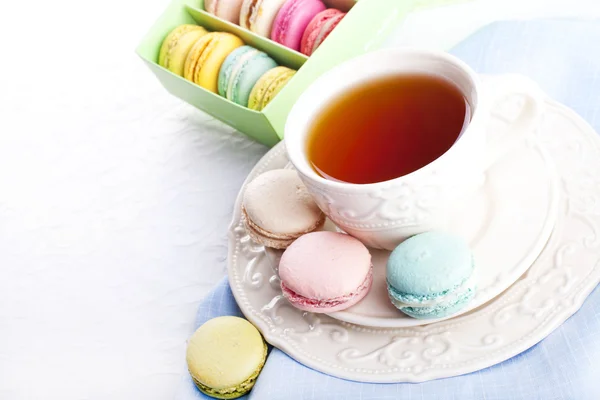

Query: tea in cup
<box><xmin>285</xmin><ymin>48</ymin><xmax>544</xmax><ymax>250</ymax></box>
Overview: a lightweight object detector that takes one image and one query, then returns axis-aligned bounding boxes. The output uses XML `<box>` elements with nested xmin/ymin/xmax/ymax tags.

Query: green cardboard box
<box><xmin>136</xmin><ymin>0</ymin><xmax>416</xmax><ymax>147</ymax></box>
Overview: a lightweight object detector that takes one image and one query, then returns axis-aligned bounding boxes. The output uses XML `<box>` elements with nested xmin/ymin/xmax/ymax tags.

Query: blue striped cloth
<box><xmin>177</xmin><ymin>19</ymin><xmax>600</xmax><ymax>400</ymax></box>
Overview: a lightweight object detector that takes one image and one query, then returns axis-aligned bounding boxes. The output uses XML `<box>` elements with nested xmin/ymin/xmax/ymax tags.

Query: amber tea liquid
<box><xmin>307</xmin><ymin>74</ymin><xmax>471</xmax><ymax>184</ymax></box>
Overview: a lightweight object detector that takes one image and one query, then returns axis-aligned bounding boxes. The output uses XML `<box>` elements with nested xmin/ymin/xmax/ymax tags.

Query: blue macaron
<box><xmin>386</xmin><ymin>231</ymin><xmax>476</xmax><ymax>319</ymax></box>
<box><xmin>218</xmin><ymin>45</ymin><xmax>278</xmax><ymax>107</ymax></box>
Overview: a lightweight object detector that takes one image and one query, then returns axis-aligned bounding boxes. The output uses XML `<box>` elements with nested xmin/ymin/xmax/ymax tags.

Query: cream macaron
<box><xmin>240</xmin><ymin>0</ymin><xmax>288</xmax><ymax>37</ymax></box>
<box><xmin>242</xmin><ymin>169</ymin><xmax>325</xmax><ymax>249</ymax></box>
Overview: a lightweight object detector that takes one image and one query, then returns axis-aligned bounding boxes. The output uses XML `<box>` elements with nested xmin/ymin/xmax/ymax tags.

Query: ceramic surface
<box><xmin>228</xmin><ymin>98</ymin><xmax>600</xmax><ymax>383</ymax></box>
<box><xmin>265</xmin><ymin>122</ymin><xmax>559</xmax><ymax>327</ymax></box>
<box><xmin>285</xmin><ymin>53</ymin><xmax>545</xmax><ymax>250</ymax></box>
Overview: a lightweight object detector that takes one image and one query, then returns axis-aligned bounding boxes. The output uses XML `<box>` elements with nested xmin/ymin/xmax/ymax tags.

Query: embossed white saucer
<box><xmin>227</xmin><ymin>98</ymin><xmax>600</xmax><ymax>382</ymax></box>
<box><xmin>265</xmin><ymin>129</ymin><xmax>559</xmax><ymax>327</ymax></box>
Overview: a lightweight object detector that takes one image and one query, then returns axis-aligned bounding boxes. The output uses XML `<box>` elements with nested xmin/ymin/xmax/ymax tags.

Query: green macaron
<box><xmin>186</xmin><ymin>316</ymin><xmax>268</xmax><ymax>399</ymax></box>
<box><xmin>218</xmin><ymin>45</ymin><xmax>278</xmax><ymax>107</ymax></box>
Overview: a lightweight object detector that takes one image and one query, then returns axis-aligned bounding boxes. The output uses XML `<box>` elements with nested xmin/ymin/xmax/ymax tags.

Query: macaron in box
<box><xmin>137</xmin><ymin>0</ymin><xmax>414</xmax><ymax>146</ymax></box>
<box><xmin>218</xmin><ymin>45</ymin><xmax>279</xmax><ymax>107</ymax></box>
<box><xmin>271</xmin><ymin>0</ymin><xmax>327</xmax><ymax>51</ymax></box>
<box><xmin>301</xmin><ymin>9</ymin><xmax>347</xmax><ymax>56</ymax></box>
<box><xmin>158</xmin><ymin>25</ymin><xmax>296</xmax><ymax>111</ymax></box>
<box><xmin>210</xmin><ymin>0</ymin><xmax>337</xmax><ymax>54</ymax></box>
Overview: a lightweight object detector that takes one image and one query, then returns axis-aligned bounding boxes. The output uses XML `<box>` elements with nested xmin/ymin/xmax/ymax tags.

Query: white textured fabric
<box><xmin>0</xmin><ymin>0</ymin><xmax>599</xmax><ymax>399</ymax></box>
<box><xmin>177</xmin><ymin>18</ymin><xmax>600</xmax><ymax>400</ymax></box>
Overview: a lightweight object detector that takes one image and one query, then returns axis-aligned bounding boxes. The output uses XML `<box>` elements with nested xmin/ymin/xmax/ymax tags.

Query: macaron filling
<box><xmin>244</xmin><ymin>0</ymin><xmax>262</xmax><ymax>30</ymax></box>
<box><xmin>387</xmin><ymin>273</ymin><xmax>476</xmax><ymax>309</ymax></box>
<box><xmin>242</xmin><ymin>206</ymin><xmax>325</xmax><ymax>241</ymax></box>
<box><xmin>311</xmin><ymin>13</ymin><xmax>343</xmax><ymax>52</ymax></box>
<box><xmin>184</xmin><ymin>35</ymin><xmax>212</xmax><ymax>82</ymax></box>
<box><xmin>392</xmin><ymin>290</ymin><xmax>475</xmax><ymax>319</ymax></box>
<box><xmin>282</xmin><ymin>265</ymin><xmax>373</xmax><ymax>309</ymax></box>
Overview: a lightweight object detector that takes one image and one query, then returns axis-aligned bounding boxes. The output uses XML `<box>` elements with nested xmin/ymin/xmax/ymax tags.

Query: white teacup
<box><xmin>285</xmin><ymin>48</ymin><xmax>545</xmax><ymax>250</ymax></box>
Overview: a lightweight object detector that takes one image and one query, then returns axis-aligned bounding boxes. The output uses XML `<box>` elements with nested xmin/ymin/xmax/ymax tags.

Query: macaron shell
<box><xmin>163</xmin><ymin>29</ymin><xmax>209</xmax><ymax>76</ymax></box>
<box><xmin>242</xmin><ymin>209</ymin><xmax>299</xmax><ymax>249</ymax></box>
<box><xmin>248</xmin><ymin>66</ymin><xmax>296</xmax><ymax>110</ymax></box>
<box><xmin>186</xmin><ymin>316</ymin><xmax>267</xmax><ymax>394</ymax></box>
<box><xmin>386</xmin><ymin>232</ymin><xmax>474</xmax><ymax>296</ymax></box>
<box><xmin>279</xmin><ymin>231</ymin><xmax>372</xmax><ymax>300</ymax></box>
<box><xmin>257</xmin><ymin>68</ymin><xmax>295</xmax><ymax>109</ymax></box>
<box><xmin>395</xmin><ymin>289</ymin><xmax>475</xmax><ymax>319</ymax></box>
<box><xmin>242</xmin><ymin>169</ymin><xmax>324</xmax><ymax>236</ymax></box>
<box><xmin>233</xmin><ymin>53</ymin><xmax>278</xmax><ymax>107</ymax></box>
<box><xmin>271</xmin><ymin>0</ymin><xmax>326</xmax><ymax>51</ymax></box>
<box><xmin>205</xmin><ymin>0</ymin><xmax>245</xmax><ymax>23</ymax></box>
<box><xmin>300</xmin><ymin>9</ymin><xmax>345</xmax><ymax>56</ymax></box>
<box><xmin>282</xmin><ymin>266</ymin><xmax>373</xmax><ymax>313</ymax></box>
<box><xmin>204</xmin><ymin>0</ymin><xmax>218</xmax><ymax>14</ymax></box>
<box><xmin>158</xmin><ymin>24</ymin><xmax>199</xmax><ymax>65</ymax></box>
<box><xmin>218</xmin><ymin>46</ymin><xmax>278</xmax><ymax>107</ymax></box>
<box><xmin>158</xmin><ymin>25</ymin><xmax>207</xmax><ymax>71</ymax></box>
<box><xmin>240</xmin><ymin>0</ymin><xmax>288</xmax><ymax>37</ymax></box>
<box><xmin>184</xmin><ymin>32</ymin><xmax>244</xmax><ymax>93</ymax></box>
<box><xmin>218</xmin><ymin>46</ymin><xmax>253</xmax><ymax>97</ymax></box>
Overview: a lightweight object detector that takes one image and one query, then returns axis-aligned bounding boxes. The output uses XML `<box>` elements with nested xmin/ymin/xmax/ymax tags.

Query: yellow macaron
<box><xmin>184</xmin><ymin>32</ymin><xmax>244</xmax><ymax>93</ymax></box>
<box><xmin>248</xmin><ymin>66</ymin><xmax>296</xmax><ymax>111</ymax></box>
<box><xmin>158</xmin><ymin>25</ymin><xmax>208</xmax><ymax>76</ymax></box>
<box><xmin>186</xmin><ymin>316</ymin><xmax>268</xmax><ymax>399</ymax></box>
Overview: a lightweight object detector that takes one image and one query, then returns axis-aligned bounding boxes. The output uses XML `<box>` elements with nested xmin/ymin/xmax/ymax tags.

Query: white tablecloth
<box><xmin>0</xmin><ymin>1</ymin><xmax>598</xmax><ymax>399</ymax></box>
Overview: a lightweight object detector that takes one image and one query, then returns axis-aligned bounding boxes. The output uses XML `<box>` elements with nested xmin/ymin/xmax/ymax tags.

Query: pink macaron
<box><xmin>204</xmin><ymin>0</ymin><xmax>245</xmax><ymax>24</ymax></box>
<box><xmin>300</xmin><ymin>9</ymin><xmax>345</xmax><ymax>56</ymax></box>
<box><xmin>271</xmin><ymin>0</ymin><xmax>327</xmax><ymax>52</ymax></box>
<box><xmin>279</xmin><ymin>231</ymin><xmax>373</xmax><ymax>313</ymax></box>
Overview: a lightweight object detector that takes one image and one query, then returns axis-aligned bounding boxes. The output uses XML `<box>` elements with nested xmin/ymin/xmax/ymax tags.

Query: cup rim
<box><xmin>284</xmin><ymin>47</ymin><xmax>481</xmax><ymax>191</ymax></box>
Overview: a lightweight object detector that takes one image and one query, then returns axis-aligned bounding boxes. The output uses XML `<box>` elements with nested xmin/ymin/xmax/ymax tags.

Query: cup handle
<box><xmin>481</xmin><ymin>74</ymin><xmax>545</xmax><ymax>169</ymax></box>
